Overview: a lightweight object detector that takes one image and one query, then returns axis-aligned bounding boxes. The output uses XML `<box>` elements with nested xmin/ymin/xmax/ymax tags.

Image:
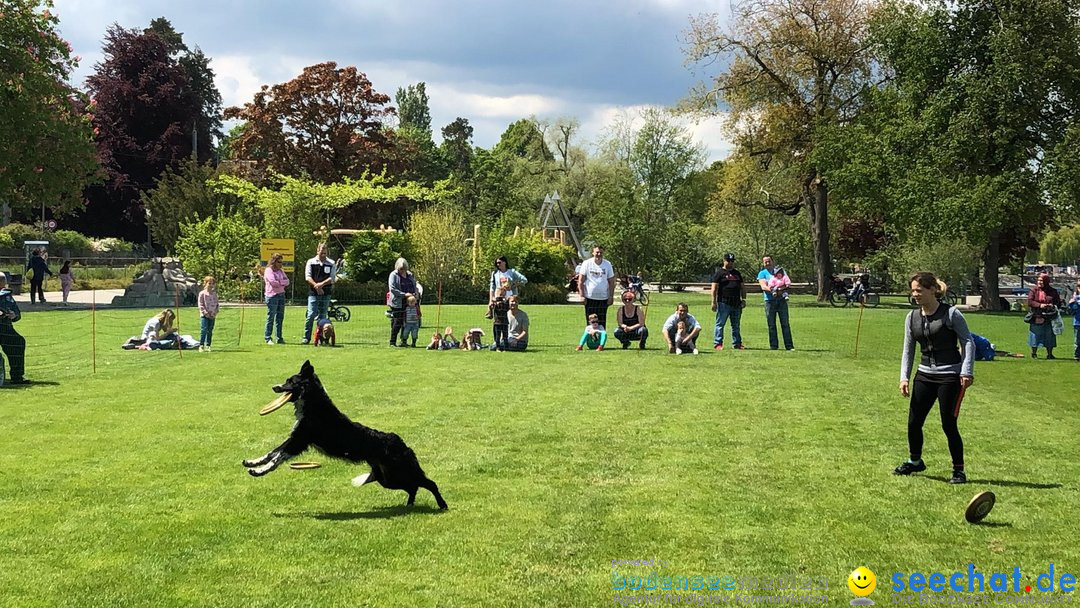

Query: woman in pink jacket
<box><xmin>261</xmin><ymin>253</ymin><xmax>290</xmax><ymax>344</ymax></box>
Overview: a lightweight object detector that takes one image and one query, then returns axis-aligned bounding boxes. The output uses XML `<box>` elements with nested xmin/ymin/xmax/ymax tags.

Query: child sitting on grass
<box><xmin>576</xmin><ymin>314</ymin><xmax>607</xmax><ymax>352</ymax></box>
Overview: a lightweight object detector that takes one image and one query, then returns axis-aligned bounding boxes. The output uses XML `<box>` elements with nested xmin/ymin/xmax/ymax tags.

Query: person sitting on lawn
<box><xmin>576</xmin><ymin>314</ymin><xmax>607</xmax><ymax>352</ymax></box>
<box><xmin>662</xmin><ymin>302</ymin><xmax>701</xmax><ymax>355</ymax></box>
<box><xmin>139</xmin><ymin>309</ymin><xmax>180</xmax><ymax>350</ymax></box>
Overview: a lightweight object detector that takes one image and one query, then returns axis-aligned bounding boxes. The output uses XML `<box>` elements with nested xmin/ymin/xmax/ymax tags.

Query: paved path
<box><xmin>11</xmin><ymin>289</ymin><xmax>126</xmax><ymax>309</ymax></box>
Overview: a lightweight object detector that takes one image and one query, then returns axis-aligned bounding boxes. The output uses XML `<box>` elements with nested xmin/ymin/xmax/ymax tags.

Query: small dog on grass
<box><xmin>243</xmin><ymin>360</ymin><xmax>448</xmax><ymax>509</ymax></box>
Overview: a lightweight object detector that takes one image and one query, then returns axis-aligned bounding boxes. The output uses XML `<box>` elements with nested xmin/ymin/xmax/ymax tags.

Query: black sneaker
<box><xmin>949</xmin><ymin>470</ymin><xmax>967</xmax><ymax>484</ymax></box>
<box><xmin>893</xmin><ymin>460</ymin><xmax>926</xmax><ymax>475</ymax></box>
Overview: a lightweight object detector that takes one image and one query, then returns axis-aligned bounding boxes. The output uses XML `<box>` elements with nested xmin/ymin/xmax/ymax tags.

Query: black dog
<box><xmin>243</xmin><ymin>360</ymin><xmax>448</xmax><ymax>509</ymax></box>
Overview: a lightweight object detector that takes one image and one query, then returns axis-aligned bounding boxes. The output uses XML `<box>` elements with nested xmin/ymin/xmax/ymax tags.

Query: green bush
<box><xmin>518</xmin><ymin>283</ymin><xmax>568</xmax><ymax>305</ymax></box>
<box><xmin>175</xmin><ymin>209</ymin><xmax>261</xmax><ymax>281</ymax></box>
<box><xmin>0</xmin><ymin>222</ymin><xmax>43</xmax><ymax>248</ymax></box>
<box><xmin>216</xmin><ymin>278</ymin><xmax>263</xmax><ymax>303</ymax></box>
<box><xmin>49</xmin><ymin>230</ymin><xmax>93</xmax><ymax>256</ymax></box>
<box><xmin>343</xmin><ymin>231</ymin><xmax>410</xmax><ymax>283</ymax></box>
<box><xmin>480</xmin><ymin>231</ymin><xmax>575</xmax><ymax>287</ymax></box>
<box><xmin>0</xmin><ymin>231</ymin><xmax>14</xmax><ymax>252</ymax></box>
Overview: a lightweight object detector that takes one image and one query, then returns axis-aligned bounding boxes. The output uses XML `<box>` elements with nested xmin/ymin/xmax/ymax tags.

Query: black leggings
<box><xmin>907</xmin><ymin>375</ymin><xmax>965</xmax><ymax>469</ymax></box>
<box><xmin>389</xmin><ymin>306</ymin><xmax>405</xmax><ymax>345</ymax></box>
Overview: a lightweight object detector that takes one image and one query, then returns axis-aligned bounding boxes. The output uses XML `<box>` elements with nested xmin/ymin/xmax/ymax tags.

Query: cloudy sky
<box><xmin>52</xmin><ymin>0</ymin><xmax>733</xmax><ymax>161</ymax></box>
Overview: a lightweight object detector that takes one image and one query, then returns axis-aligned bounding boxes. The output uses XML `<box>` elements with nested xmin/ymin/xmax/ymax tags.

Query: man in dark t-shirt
<box><xmin>710</xmin><ymin>252</ymin><xmax>747</xmax><ymax>350</ymax></box>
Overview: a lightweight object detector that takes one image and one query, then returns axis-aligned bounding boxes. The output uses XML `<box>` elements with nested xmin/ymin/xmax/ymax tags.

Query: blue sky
<box><xmin>52</xmin><ymin>0</ymin><xmax>733</xmax><ymax>161</ymax></box>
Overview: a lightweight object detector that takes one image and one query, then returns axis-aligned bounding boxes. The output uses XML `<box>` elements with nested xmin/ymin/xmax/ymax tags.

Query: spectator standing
<box><xmin>59</xmin><ymin>260</ymin><xmax>75</xmax><ymax>305</ymax></box>
<box><xmin>490</xmin><ymin>288</ymin><xmax>510</xmax><ymax>351</ymax></box>
<box><xmin>25</xmin><ymin>249</ymin><xmax>52</xmax><ymax>304</ymax></box>
<box><xmin>1068</xmin><ymin>278</ymin><xmax>1080</xmax><ymax>362</ymax></box>
<box><xmin>577</xmin><ymin>246</ymin><xmax>616</xmax><ymax>327</ymax></box>
<box><xmin>489</xmin><ymin>256</ymin><xmax>528</xmax><ymax>305</ymax></box>
<box><xmin>388</xmin><ymin>258</ymin><xmax>418</xmax><ymax>347</ymax></box>
<box><xmin>757</xmin><ymin>256</ymin><xmax>794</xmax><ymax>351</ymax></box>
<box><xmin>710</xmin><ymin>252</ymin><xmax>746</xmax><ymax>351</ymax></box>
<box><xmin>261</xmin><ymin>253</ymin><xmax>290</xmax><ymax>345</ymax></box>
<box><xmin>197</xmin><ymin>276</ymin><xmax>219</xmax><ymax>352</ymax></box>
<box><xmin>403</xmin><ymin>295</ymin><xmax>422</xmax><ymax>347</ymax></box>
<box><xmin>1027</xmin><ymin>272</ymin><xmax>1062</xmax><ymax>359</ymax></box>
<box><xmin>0</xmin><ymin>273</ymin><xmax>26</xmax><ymax>384</ymax></box>
<box><xmin>303</xmin><ymin>243</ymin><xmax>337</xmax><ymax>345</ymax></box>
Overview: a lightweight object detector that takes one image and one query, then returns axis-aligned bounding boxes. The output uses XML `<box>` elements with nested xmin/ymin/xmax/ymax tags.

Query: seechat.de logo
<box><xmin>848</xmin><ymin>567</ymin><xmax>877</xmax><ymax>605</ymax></box>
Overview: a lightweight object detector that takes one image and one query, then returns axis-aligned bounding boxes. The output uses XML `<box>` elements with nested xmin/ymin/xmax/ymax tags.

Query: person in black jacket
<box><xmin>25</xmin><ymin>249</ymin><xmax>53</xmax><ymax>304</ymax></box>
<box><xmin>0</xmin><ymin>273</ymin><xmax>27</xmax><ymax>384</ymax></box>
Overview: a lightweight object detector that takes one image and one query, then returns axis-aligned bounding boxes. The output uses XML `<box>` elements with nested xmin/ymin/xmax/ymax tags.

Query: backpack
<box><xmin>971</xmin><ymin>333</ymin><xmax>994</xmax><ymax>361</ymax></box>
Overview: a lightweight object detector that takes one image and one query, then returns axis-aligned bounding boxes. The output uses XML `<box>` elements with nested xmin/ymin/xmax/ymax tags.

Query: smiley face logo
<box><xmin>848</xmin><ymin>567</ymin><xmax>877</xmax><ymax>597</ymax></box>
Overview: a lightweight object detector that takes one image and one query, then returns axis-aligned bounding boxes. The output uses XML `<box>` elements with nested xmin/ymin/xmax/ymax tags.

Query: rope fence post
<box><xmin>854</xmin><ymin>298</ymin><xmax>866</xmax><ymax>358</ymax></box>
<box><xmin>91</xmin><ymin>289</ymin><xmax>97</xmax><ymax>374</ymax></box>
<box><xmin>237</xmin><ymin>288</ymin><xmax>245</xmax><ymax>347</ymax></box>
<box><xmin>174</xmin><ymin>287</ymin><xmax>183</xmax><ymax>359</ymax></box>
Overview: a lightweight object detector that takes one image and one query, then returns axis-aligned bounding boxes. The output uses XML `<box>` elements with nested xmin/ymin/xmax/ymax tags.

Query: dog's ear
<box><xmin>300</xmin><ymin>360</ymin><xmax>314</xmax><ymax>377</ymax></box>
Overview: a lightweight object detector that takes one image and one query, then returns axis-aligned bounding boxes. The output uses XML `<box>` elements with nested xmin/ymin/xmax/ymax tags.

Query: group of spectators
<box><xmin>572</xmin><ymin>246</ymin><xmax>796</xmax><ymax>354</ymax></box>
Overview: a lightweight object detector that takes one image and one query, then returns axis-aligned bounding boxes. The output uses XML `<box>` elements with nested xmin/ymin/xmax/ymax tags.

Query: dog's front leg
<box><xmin>242</xmin><ymin>451</ymin><xmax>275</xmax><ymax>468</ymax></box>
<box><xmin>248</xmin><ymin>427</ymin><xmax>311</xmax><ymax>477</ymax></box>
<box><xmin>248</xmin><ymin>450</ymin><xmax>297</xmax><ymax>476</ymax></box>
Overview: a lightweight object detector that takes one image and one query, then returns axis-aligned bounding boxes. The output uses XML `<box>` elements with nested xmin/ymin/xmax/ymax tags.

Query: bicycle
<box><xmin>328</xmin><ymin>299</ymin><xmax>351</xmax><ymax>322</ymax></box>
<box><xmin>619</xmin><ymin>274</ymin><xmax>649</xmax><ymax>306</ymax></box>
<box><xmin>828</xmin><ymin>275</ymin><xmax>879</xmax><ymax>308</ymax></box>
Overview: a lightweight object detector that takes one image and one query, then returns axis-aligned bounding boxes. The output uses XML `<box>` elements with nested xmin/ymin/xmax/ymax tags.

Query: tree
<box><xmin>819</xmin><ymin>0</ymin><xmax>1080</xmax><ymax>309</ymax></box>
<box><xmin>395</xmin><ymin>82</ymin><xmax>431</xmax><ymax>136</ymax></box>
<box><xmin>684</xmin><ymin>0</ymin><xmax>879</xmax><ymax>299</ymax></box>
<box><xmin>1040</xmin><ymin>225</ymin><xmax>1080</xmax><ymax>266</ymax></box>
<box><xmin>407</xmin><ymin>205</ymin><xmax>469</xmax><ymax>291</ymax></box>
<box><xmin>440</xmin><ymin>117</ymin><xmax>474</xmax><ymax>179</ymax></box>
<box><xmin>141</xmin><ymin>159</ymin><xmax>249</xmax><ymax>253</ymax></box>
<box><xmin>144</xmin><ymin>18</ymin><xmax>222</xmax><ymax>160</ymax></box>
<box><xmin>77</xmin><ymin>23</ymin><xmax>204</xmax><ymax>241</ymax></box>
<box><xmin>223</xmin><ymin>62</ymin><xmax>396</xmax><ymax>183</ymax></box>
<box><xmin>392</xmin><ymin>83</ymin><xmax>443</xmax><ymax>183</ymax></box>
<box><xmin>174</xmin><ymin>207</ymin><xmax>261</xmax><ymax>282</ymax></box>
<box><xmin>584</xmin><ymin>109</ymin><xmax>708</xmax><ymax>279</ymax></box>
<box><xmin>0</xmin><ymin>0</ymin><xmax>98</xmax><ymax>219</ymax></box>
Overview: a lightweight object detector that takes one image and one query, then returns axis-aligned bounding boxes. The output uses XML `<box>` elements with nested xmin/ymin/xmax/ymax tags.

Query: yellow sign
<box><xmin>260</xmin><ymin>239</ymin><xmax>296</xmax><ymax>271</ymax></box>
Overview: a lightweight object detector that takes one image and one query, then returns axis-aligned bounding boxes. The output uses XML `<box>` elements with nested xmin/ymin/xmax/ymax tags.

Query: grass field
<box><xmin>1</xmin><ymin>293</ymin><xmax>1077</xmax><ymax>607</ymax></box>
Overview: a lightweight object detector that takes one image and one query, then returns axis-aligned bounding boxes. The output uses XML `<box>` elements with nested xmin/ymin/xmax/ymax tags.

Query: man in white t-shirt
<box><xmin>577</xmin><ymin>246</ymin><xmax>616</xmax><ymax>327</ymax></box>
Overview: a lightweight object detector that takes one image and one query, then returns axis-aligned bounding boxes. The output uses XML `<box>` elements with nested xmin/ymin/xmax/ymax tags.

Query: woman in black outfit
<box><xmin>614</xmin><ymin>291</ymin><xmax>648</xmax><ymax>349</ymax></box>
<box><xmin>895</xmin><ymin>272</ymin><xmax>975</xmax><ymax>484</ymax></box>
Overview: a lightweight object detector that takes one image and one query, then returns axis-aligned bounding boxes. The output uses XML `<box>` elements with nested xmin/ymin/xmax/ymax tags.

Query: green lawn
<box><xmin>1</xmin><ymin>294</ymin><xmax>1077</xmax><ymax>607</ymax></box>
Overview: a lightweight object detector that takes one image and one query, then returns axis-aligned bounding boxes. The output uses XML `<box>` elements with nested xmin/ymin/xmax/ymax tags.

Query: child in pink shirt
<box><xmin>198</xmin><ymin>276</ymin><xmax>220</xmax><ymax>352</ymax></box>
<box><xmin>767</xmin><ymin>267</ymin><xmax>792</xmax><ymax>300</ymax></box>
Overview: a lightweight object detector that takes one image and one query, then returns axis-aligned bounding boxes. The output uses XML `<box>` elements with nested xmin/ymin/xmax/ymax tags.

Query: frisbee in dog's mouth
<box><xmin>289</xmin><ymin>462</ymin><xmax>321</xmax><ymax>470</ymax></box>
<box><xmin>259</xmin><ymin>392</ymin><xmax>292</xmax><ymax>415</ymax></box>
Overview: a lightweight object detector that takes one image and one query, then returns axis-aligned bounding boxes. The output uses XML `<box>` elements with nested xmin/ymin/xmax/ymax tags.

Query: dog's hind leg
<box><xmin>422</xmin><ymin>478</ymin><xmax>448</xmax><ymax>510</ymax></box>
<box><xmin>351</xmin><ymin>466</ymin><xmax>382</xmax><ymax>487</ymax></box>
<box><xmin>406</xmin><ymin>488</ymin><xmax>418</xmax><ymax>506</ymax></box>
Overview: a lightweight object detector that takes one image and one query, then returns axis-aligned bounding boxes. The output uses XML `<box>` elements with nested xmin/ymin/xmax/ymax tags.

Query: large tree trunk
<box><xmin>806</xmin><ymin>171</ymin><xmax>832</xmax><ymax>301</ymax></box>
<box><xmin>981</xmin><ymin>235</ymin><xmax>1002</xmax><ymax>311</ymax></box>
